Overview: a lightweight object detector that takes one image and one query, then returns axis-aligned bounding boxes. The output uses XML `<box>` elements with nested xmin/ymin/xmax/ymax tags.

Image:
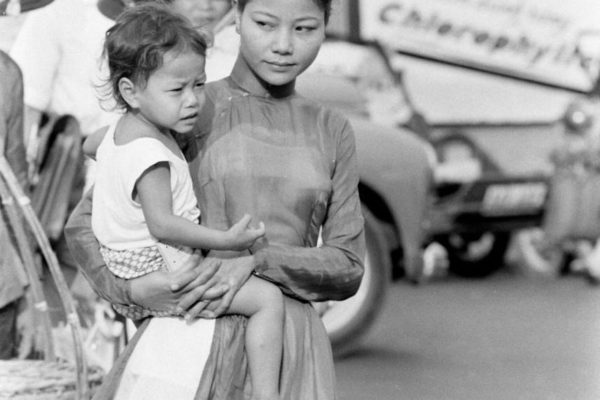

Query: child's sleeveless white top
<box><xmin>91</xmin><ymin>120</ymin><xmax>200</xmax><ymax>250</ymax></box>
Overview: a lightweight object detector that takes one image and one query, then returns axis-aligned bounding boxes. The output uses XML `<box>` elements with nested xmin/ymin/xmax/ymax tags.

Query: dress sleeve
<box><xmin>64</xmin><ymin>190</ymin><xmax>135</xmax><ymax>307</ymax></box>
<box><xmin>253</xmin><ymin>117</ymin><xmax>366</xmax><ymax>302</ymax></box>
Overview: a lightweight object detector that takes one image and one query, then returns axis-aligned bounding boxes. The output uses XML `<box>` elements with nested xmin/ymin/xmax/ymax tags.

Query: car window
<box><xmin>296</xmin><ymin>72</ymin><xmax>370</xmax><ymax>118</ymax></box>
<box><xmin>308</xmin><ymin>41</ymin><xmax>415</xmax><ymax>127</ymax></box>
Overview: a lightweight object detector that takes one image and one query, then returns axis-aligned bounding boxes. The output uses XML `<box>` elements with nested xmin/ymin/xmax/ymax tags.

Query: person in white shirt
<box><xmin>10</xmin><ymin>0</ymin><xmax>120</xmax><ymax>142</ymax></box>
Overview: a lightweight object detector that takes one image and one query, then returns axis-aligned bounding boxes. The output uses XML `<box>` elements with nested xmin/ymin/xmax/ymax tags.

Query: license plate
<box><xmin>481</xmin><ymin>182</ymin><xmax>547</xmax><ymax>216</ymax></box>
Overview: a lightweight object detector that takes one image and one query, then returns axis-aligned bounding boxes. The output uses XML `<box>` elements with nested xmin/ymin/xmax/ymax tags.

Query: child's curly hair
<box><xmin>103</xmin><ymin>1</ymin><xmax>208</xmax><ymax>110</ymax></box>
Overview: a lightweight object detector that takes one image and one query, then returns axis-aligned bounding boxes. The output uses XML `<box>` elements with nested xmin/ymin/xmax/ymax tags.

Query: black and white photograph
<box><xmin>1</xmin><ymin>0</ymin><xmax>600</xmax><ymax>399</ymax></box>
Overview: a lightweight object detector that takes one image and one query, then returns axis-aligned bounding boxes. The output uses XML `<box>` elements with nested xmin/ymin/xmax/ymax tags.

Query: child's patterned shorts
<box><xmin>99</xmin><ymin>245</ymin><xmax>176</xmax><ymax>320</ymax></box>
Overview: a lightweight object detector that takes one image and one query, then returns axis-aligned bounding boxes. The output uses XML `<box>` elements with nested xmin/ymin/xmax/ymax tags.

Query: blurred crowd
<box><xmin>0</xmin><ymin>0</ymin><xmax>238</xmax><ymax>363</ymax></box>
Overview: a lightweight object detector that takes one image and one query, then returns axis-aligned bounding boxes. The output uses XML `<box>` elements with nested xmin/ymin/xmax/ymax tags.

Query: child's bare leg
<box><xmin>228</xmin><ymin>276</ymin><xmax>284</xmax><ymax>400</ymax></box>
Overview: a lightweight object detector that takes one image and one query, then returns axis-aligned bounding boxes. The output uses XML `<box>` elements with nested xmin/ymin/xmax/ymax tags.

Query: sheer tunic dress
<box><xmin>65</xmin><ymin>59</ymin><xmax>365</xmax><ymax>400</ymax></box>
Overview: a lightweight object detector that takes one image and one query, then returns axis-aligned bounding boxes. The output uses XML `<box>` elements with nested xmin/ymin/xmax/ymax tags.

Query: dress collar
<box><xmin>229</xmin><ymin>56</ymin><xmax>295</xmax><ymax>99</ymax></box>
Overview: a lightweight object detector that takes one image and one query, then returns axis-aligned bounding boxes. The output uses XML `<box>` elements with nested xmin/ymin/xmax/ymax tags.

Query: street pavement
<box><xmin>335</xmin><ymin>270</ymin><xmax>600</xmax><ymax>400</ymax></box>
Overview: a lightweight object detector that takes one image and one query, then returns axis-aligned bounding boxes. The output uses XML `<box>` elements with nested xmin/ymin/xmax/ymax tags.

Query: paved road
<box><xmin>334</xmin><ymin>271</ymin><xmax>600</xmax><ymax>400</ymax></box>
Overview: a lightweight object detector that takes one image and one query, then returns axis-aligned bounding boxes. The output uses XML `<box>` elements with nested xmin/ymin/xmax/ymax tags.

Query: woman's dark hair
<box><xmin>103</xmin><ymin>2</ymin><xmax>208</xmax><ymax>110</ymax></box>
<box><xmin>236</xmin><ymin>0</ymin><xmax>332</xmax><ymax>24</ymax></box>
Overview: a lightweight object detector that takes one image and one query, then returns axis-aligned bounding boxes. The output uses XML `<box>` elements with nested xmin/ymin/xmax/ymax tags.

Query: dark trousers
<box><xmin>0</xmin><ymin>300</ymin><xmax>18</xmax><ymax>359</ymax></box>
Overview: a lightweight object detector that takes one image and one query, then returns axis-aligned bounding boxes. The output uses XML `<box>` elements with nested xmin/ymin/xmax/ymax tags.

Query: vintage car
<box><xmin>299</xmin><ymin>39</ymin><xmax>550</xmax><ymax>356</ymax></box>
<box><xmin>297</xmin><ymin>44</ymin><xmax>435</xmax><ymax>357</ymax></box>
<box><xmin>296</xmin><ymin>74</ymin><xmax>434</xmax><ymax>356</ymax></box>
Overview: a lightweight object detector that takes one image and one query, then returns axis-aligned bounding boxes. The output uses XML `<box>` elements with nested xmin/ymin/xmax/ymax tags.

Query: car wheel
<box><xmin>439</xmin><ymin>232</ymin><xmax>510</xmax><ymax>278</ymax></box>
<box><xmin>313</xmin><ymin>205</ymin><xmax>390</xmax><ymax>357</ymax></box>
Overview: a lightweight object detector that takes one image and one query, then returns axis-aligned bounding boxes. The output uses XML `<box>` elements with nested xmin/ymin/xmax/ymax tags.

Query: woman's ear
<box><xmin>118</xmin><ymin>77</ymin><xmax>139</xmax><ymax>108</ymax></box>
<box><xmin>233</xmin><ymin>0</ymin><xmax>241</xmax><ymax>34</ymax></box>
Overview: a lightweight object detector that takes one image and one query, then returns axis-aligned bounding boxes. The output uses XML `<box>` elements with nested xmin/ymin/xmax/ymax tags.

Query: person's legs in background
<box><xmin>0</xmin><ymin>300</ymin><xmax>18</xmax><ymax>359</ymax></box>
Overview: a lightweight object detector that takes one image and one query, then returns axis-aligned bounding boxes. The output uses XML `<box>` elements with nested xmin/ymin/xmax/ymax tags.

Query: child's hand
<box><xmin>225</xmin><ymin>214</ymin><xmax>266</xmax><ymax>251</ymax></box>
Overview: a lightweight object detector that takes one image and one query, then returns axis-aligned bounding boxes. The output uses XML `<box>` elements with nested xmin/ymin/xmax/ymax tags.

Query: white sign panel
<box><xmin>360</xmin><ymin>0</ymin><xmax>600</xmax><ymax>92</ymax></box>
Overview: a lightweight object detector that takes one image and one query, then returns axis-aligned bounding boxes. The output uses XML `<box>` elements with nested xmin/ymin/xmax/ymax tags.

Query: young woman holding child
<box><xmin>89</xmin><ymin>4</ymin><xmax>283</xmax><ymax>399</ymax></box>
<box><xmin>65</xmin><ymin>0</ymin><xmax>365</xmax><ymax>398</ymax></box>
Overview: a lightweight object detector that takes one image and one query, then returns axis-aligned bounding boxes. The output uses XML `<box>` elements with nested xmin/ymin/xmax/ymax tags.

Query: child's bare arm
<box><xmin>137</xmin><ymin>163</ymin><xmax>265</xmax><ymax>251</ymax></box>
<box><xmin>82</xmin><ymin>126</ymin><xmax>109</xmax><ymax>160</ymax></box>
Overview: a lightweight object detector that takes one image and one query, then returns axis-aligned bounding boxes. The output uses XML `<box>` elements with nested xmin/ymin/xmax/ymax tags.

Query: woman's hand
<box><xmin>129</xmin><ymin>254</ymin><xmax>227</xmax><ymax>314</ymax></box>
<box><xmin>178</xmin><ymin>255</ymin><xmax>256</xmax><ymax>320</ymax></box>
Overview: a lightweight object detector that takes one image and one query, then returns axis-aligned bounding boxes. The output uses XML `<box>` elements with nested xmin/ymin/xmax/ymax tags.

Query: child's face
<box><xmin>134</xmin><ymin>50</ymin><xmax>206</xmax><ymax>134</ymax></box>
<box><xmin>171</xmin><ymin>0</ymin><xmax>231</xmax><ymax>31</ymax></box>
<box><xmin>236</xmin><ymin>0</ymin><xmax>325</xmax><ymax>87</ymax></box>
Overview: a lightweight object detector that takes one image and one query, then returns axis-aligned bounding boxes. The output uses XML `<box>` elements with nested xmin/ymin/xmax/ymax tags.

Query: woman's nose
<box><xmin>271</xmin><ymin>29</ymin><xmax>293</xmax><ymax>55</ymax></box>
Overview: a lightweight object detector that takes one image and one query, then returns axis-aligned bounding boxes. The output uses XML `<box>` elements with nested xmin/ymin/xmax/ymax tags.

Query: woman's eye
<box><xmin>195</xmin><ymin>82</ymin><xmax>205</xmax><ymax>88</ymax></box>
<box><xmin>255</xmin><ymin>20</ymin><xmax>274</xmax><ymax>30</ymax></box>
<box><xmin>295</xmin><ymin>25</ymin><xmax>317</xmax><ymax>33</ymax></box>
<box><xmin>170</xmin><ymin>87</ymin><xmax>183</xmax><ymax>92</ymax></box>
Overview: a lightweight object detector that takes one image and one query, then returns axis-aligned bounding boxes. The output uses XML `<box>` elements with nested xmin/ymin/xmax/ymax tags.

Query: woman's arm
<box><xmin>252</xmin><ymin>118</ymin><xmax>365</xmax><ymax>302</ymax></box>
<box><xmin>64</xmin><ymin>191</ymin><xmax>135</xmax><ymax>306</ymax></box>
<box><xmin>82</xmin><ymin>126</ymin><xmax>109</xmax><ymax>160</ymax></box>
<box><xmin>182</xmin><ymin>117</ymin><xmax>365</xmax><ymax>318</ymax></box>
<box><xmin>64</xmin><ymin>190</ymin><xmax>227</xmax><ymax>314</ymax></box>
<box><xmin>175</xmin><ymin>88</ymin><xmax>364</xmax><ymax>317</ymax></box>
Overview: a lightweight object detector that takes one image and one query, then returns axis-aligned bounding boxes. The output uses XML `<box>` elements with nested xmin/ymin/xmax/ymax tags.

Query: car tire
<box><xmin>314</xmin><ymin>205</ymin><xmax>390</xmax><ymax>358</ymax></box>
<box><xmin>440</xmin><ymin>232</ymin><xmax>510</xmax><ymax>278</ymax></box>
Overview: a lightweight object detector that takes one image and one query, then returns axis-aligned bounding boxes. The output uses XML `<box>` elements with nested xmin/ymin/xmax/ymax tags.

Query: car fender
<box><xmin>349</xmin><ymin>116</ymin><xmax>433</xmax><ymax>271</ymax></box>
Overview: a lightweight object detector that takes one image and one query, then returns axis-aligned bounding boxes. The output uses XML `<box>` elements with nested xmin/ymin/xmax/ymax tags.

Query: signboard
<box><xmin>359</xmin><ymin>0</ymin><xmax>600</xmax><ymax>92</ymax></box>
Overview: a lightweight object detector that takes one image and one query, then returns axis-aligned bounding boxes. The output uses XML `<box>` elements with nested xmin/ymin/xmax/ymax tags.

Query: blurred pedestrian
<box><xmin>10</xmin><ymin>0</ymin><xmax>122</xmax><ymax>151</ymax></box>
<box><xmin>169</xmin><ymin>0</ymin><xmax>231</xmax><ymax>33</ymax></box>
<box><xmin>9</xmin><ymin>0</ymin><xmax>235</xmax><ymax>185</ymax></box>
<box><xmin>0</xmin><ymin>49</ymin><xmax>35</xmax><ymax>359</ymax></box>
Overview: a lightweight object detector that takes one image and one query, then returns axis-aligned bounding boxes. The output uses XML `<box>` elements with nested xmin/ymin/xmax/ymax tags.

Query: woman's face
<box><xmin>171</xmin><ymin>0</ymin><xmax>231</xmax><ymax>31</ymax></box>
<box><xmin>235</xmin><ymin>0</ymin><xmax>326</xmax><ymax>86</ymax></box>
